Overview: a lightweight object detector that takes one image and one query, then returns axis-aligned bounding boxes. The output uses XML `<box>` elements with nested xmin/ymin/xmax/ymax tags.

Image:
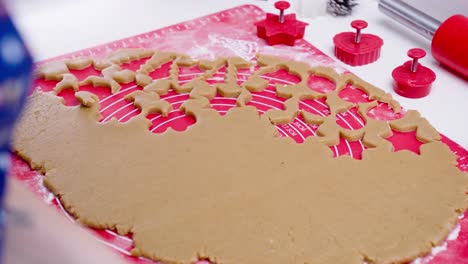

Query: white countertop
<box><xmin>5</xmin><ymin>0</ymin><xmax>468</xmax><ymax>148</ymax></box>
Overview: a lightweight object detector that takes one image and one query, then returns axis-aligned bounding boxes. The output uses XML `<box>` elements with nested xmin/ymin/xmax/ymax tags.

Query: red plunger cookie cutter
<box><xmin>392</xmin><ymin>48</ymin><xmax>436</xmax><ymax>98</ymax></box>
<box><xmin>333</xmin><ymin>20</ymin><xmax>383</xmax><ymax>66</ymax></box>
<box><xmin>255</xmin><ymin>1</ymin><xmax>309</xmax><ymax>46</ymax></box>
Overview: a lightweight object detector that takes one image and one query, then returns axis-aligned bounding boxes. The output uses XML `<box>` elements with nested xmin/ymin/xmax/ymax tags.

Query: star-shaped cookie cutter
<box><xmin>255</xmin><ymin>1</ymin><xmax>309</xmax><ymax>46</ymax></box>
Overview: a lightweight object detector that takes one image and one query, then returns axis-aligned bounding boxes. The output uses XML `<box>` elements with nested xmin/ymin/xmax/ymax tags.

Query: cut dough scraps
<box><xmin>125</xmin><ymin>90</ymin><xmax>172</xmax><ymax>117</ymax></box>
<box><xmin>94</xmin><ymin>48</ymin><xmax>155</xmax><ymax>70</ymax></box>
<box><xmin>80</xmin><ymin>65</ymin><xmax>135</xmax><ymax>94</ymax></box>
<box><xmin>75</xmin><ymin>91</ymin><xmax>99</xmax><ymax>108</ymax></box>
<box><xmin>53</xmin><ymin>74</ymin><xmax>79</xmax><ymax>94</ymax></box>
<box><xmin>389</xmin><ymin>110</ymin><xmax>441</xmax><ymax>142</ymax></box>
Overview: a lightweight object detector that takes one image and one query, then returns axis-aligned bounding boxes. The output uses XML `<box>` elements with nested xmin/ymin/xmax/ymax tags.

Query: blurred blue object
<box><xmin>0</xmin><ymin>0</ymin><xmax>33</xmax><ymax>258</ymax></box>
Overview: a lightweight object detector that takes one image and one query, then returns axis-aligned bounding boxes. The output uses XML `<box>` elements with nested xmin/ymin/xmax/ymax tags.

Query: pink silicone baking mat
<box><xmin>10</xmin><ymin>4</ymin><xmax>468</xmax><ymax>264</ymax></box>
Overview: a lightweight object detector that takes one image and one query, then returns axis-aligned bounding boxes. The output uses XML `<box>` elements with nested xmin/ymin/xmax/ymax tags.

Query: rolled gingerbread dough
<box><xmin>14</xmin><ymin>90</ymin><xmax>467</xmax><ymax>264</ymax></box>
<box><xmin>15</xmin><ymin>50</ymin><xmax>468</xmax><ymax>264</ymax></box>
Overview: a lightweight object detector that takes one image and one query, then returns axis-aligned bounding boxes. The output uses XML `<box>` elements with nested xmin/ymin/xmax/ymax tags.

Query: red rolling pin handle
<box><xmin>431</xmin><ymin>15</ymin><xmax>468</xmax><ymax>79</ymax></box>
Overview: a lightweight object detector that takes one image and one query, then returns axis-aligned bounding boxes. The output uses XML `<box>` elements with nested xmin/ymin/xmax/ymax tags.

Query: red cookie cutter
<box><xmin>333</xmin><ymin>20</ymin><xmax>383</xmax><ymax>66</ymax></box>
<box><xmin>392</xmin><ymin>48</ymin><xmax>436</xmax><ymax>98</ymax></box>
<box><xmin>255</xmin><ymin>1</ymin><xmax>309</xmax><ymax>46</ymax></box>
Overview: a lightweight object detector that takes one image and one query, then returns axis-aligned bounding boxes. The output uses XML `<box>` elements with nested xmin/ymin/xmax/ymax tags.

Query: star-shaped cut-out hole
<box><xmin>386</xmin><ymin>130</ymin><xmax>423</xmax><ymax>154</ymax></box>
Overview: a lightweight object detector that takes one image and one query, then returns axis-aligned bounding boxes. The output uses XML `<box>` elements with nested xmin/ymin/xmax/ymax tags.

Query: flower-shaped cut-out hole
<box><xmin>149</xmin><ymin>110</ymin><xmax>195</xmax><ymax>134</ymax></box>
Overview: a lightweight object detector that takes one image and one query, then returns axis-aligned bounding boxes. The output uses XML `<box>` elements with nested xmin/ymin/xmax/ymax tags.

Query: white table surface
<box><xmin>5</xmin><ymin>0</ymin><xmax>468</xmax><ymax>148</ymax></box>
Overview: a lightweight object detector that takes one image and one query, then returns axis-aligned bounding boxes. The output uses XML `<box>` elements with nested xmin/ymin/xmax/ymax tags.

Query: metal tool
<box><xmin>379</xmin><ymin>0</ymin><xmax>468</xmax><ymax>79</ymax></box>
<box><xmin>378</xmin><ymin>0</ymin><xmax>440</xmax><ymax>40</ymax></box>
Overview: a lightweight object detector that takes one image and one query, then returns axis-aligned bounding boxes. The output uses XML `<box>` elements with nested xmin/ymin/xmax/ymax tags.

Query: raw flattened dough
<box><xmin>14</xmin><ymin>91</ymin><xmax>468</xmax><ymax>264</ymax></box>
<box><xmin>15</xmin><ymin>51</ymin><xmax>468</xmax><ymax>264</ymax></box>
